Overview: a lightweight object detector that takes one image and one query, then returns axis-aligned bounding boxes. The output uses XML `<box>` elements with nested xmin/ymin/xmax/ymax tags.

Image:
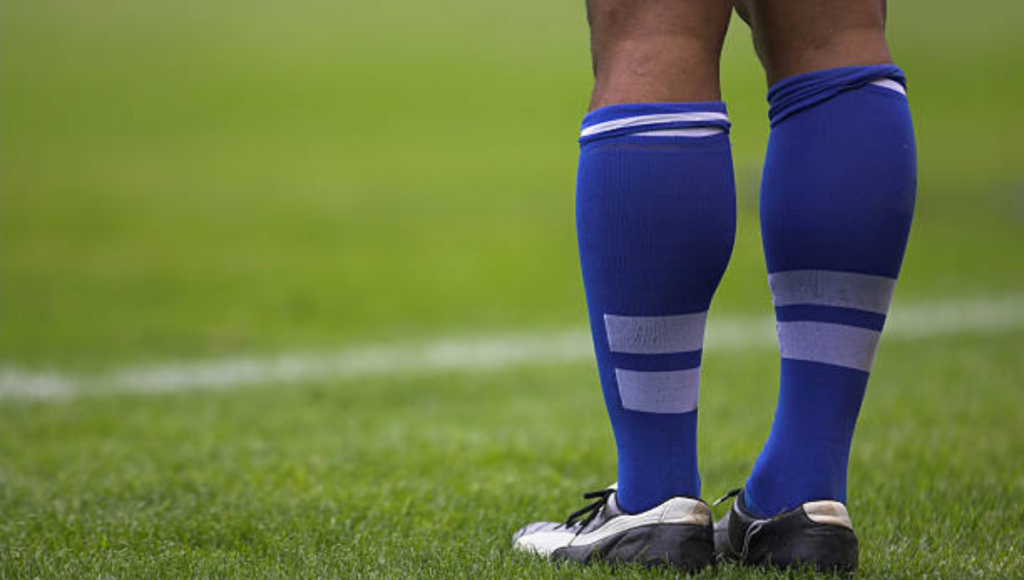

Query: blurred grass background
<box><xmin>3</xmin><ymin>0</ymin><xmax>1023</xmax><ymax>368</ymax></box>
<box><xmin>1</xmin><ymin>1</ymin><xmax>1022</xmax><ymax>578</ymax></box>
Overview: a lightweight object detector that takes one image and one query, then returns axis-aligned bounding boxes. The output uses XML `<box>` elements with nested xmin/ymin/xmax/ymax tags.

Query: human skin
<box><xmin>585</xmin><ymin>0</ymin><xmax>893</xmax><ymax>109</ymax></box>
<box><xmin>585</xmin><ymin>0</ymin><xmax>733</xmax><ymax>109</ymax></box>
<box><xmin>734</xmin><ymin>0</ymin><xmax>892</xmax><ymax>86</ymax></box>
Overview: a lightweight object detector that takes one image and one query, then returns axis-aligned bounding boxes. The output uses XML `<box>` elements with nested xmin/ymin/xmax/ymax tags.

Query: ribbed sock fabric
<box><xmin>744</xmin><ymin>65</ymin><xmax>917</xmax><ymax>517</ymax></box>
<box><xmin>576</xmin><ymin>103</ymin><xmax>736</xmax><ymax>513</ymax></box>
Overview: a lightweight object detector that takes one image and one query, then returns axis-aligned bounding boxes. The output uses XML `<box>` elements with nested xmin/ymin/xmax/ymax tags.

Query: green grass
<box><xmin>1</xmin><ymin>0</ymin><xmax>1023</xmax><ymax>577</ymax></box>
<box><xmin>1</xmin><ymin>334</ymin><xmax>1021</xmax><ymax>578</ymax></box>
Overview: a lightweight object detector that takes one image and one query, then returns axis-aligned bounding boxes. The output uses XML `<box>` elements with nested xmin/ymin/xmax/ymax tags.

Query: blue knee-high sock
<box><xmin>745</xmin><ymin>65</ymin><xmax>917</xmax><ymax>517</ymax></box>
<box><xmin>576</xmin><ymin>103</ymin><xmax>736</xmax><ymax>513</ymax></box>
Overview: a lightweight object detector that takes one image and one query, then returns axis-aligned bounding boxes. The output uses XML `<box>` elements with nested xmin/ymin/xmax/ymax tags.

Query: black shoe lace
<box><xmin>713</xmin><ymin>487</ymin><xmax>741</xmax><ymax>507</ymax></box>
<box><xmin>563</xmin><ymin>488</ymin><xmax>615</xmax><ymax>532</ymax></box>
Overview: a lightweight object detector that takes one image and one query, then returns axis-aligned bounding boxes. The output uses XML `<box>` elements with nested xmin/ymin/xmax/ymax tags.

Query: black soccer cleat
<box><xmin>713</xmin><ymin>489</ymin><xmax>859</xmax><ymax>574</ymax></box>
<box><xmin>512</xmin><ymin>485</ymin><xmax>714</xmax><ymax>571</ymax></box>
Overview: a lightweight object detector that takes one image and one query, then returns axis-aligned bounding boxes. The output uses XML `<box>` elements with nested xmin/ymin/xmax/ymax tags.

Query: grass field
<box><xmin>2</xmin><ymin>0</ymin><xmax>1023</xmax><ymax>578</ymax></box>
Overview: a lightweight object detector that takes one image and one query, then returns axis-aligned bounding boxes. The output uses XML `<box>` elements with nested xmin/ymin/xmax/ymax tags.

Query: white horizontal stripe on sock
<box><xmin>604</xmin><ymin>312</ymin><xmax>707</xmax><ymax>354</ymax></box>
<box><xmin>629</xmin><ymin>128</ymin><xmax>724</xmax><ymax>138</ymax></box>
<box><xmin>777</xmin><ymin>321</ymin><xmax>881</xmax><ymax>372</ymax></box>
<box><xmin>769</xmin><ymin>270</ymin><xmax>897</xmax><ymax>314</ymax></box>
<box><xmin>615</xmin><ymin>368</ymin><xmax>701</xmax><ymax>414</ymax></box>
<box><xmin>870</xmin><ymin>78</ymin><xmax>907</xmax><ymax>95</ymax></box>
<box><xmin>580</xmin><ymin>112</ymin><xmax>729</xmax><ymax>138</ymax></box>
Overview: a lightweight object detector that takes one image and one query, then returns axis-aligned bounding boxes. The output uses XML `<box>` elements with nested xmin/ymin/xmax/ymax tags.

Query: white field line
<box><xmin>1</xmin><ymin>294</ymin><xmax>1023</xmax><ymax>401</ymax></box>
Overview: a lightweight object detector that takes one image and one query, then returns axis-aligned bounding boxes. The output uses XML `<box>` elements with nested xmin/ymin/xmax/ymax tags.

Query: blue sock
<box><xmin>576</xmin><ymin>103</ymin><xmax>736</xmax><ymax>513</ymax></box>
<box><xmin>745</xmin><ymin>65</ymin><xmax>917</xmax><ymax>517</ymax></box>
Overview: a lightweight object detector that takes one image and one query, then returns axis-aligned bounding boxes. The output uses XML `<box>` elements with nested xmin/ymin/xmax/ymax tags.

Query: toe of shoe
<box><xmin>513</xmin><ymin>521</ymin><xmax>560</xmax><ymax>541</ymax></box>
<box><xmin>512</xmin><ymin>522</ymin><xmax>576</xmax><ymax>555</ymax></box>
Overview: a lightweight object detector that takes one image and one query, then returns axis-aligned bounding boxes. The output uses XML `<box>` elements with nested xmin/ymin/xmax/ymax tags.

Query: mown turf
<box><xmin>1</xmin><ymin>333</ymin><xmax>1021</xmax><ymax>579</ymax></box>
<box><xmin>1</xmin><ymin>0</ymin><xmax>1023</xmax><ymax>578</ymax></box>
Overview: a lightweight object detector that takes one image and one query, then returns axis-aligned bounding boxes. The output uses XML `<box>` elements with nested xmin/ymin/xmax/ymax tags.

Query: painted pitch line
<box><xmin>1</xmin><ymin>294</ymin><xmax>1022</xmax><ymax>401</ymax></box>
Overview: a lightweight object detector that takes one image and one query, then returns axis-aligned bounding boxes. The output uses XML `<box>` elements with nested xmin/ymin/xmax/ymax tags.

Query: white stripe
<box><xmin>777</xmin><ymin>321</ymin><xmax>881</xmax><ymax>372</ymax></box>
<box><xmin>630</xmin><ymin>128</ymin><xmax>724</xmax><ymax>138</ymax></box>
<box><xmin>604</xmin><ymin>312</ymin><xmax>707</xmax><ymax>354</ymax></box>
<box><xmin>569</xmin><ymin>497</ymin><xmax>709</xmax><ymax>547</ymax></box>
<box><xmin>870</xmin><ymin>79</ymin><xmax>906</xmax><ymax>95</ymax></box>
<box><xmin>615</xmin><ymin>368</ymin><xmax>701</xmax><ymax>414</ymax></box>
<box><xmin>580</xmin><ymin>112</ymin><xmax>728</xmax><ymax>138</ymax></box>
<box><xmin>0</xmin><ymin>369</ymin><xmax>75</xmax><ymax>399</ymax></box>
<box><xmin>513</xmin><ymin>496</ymin><xmax>708</xmax><ymax>554</ymax></box>
<box><xmin>770</xmin><ymin>270</ymin><xmax>896</xmax><ymax>314</ymax></box>
<box><xmin>0</xmin><ymin>294</ymin><xmax>1022</xmax><ymax>401</ymax></box>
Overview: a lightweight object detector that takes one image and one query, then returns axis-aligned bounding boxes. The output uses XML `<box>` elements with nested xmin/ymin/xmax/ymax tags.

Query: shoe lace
<box><xmin>711</xmin><ymin>488</ymin><xmax>763</xmax><ymax>560</ymax></box>
<box><xmin>712</xmin><ymin>487</ymin><xmax>741</xmax><ymax>507</ymax></box>
<box><xmin>563</xmin><ymin>488</ymin><xmax>615</xmax><ymax>532</ymax></box>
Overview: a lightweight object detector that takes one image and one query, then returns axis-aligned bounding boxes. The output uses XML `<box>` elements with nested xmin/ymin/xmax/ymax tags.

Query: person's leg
<box><xmin>739</xmin><ymin>0</ymin><xmax>916</xmax><ymax>518</ymax></box>
<box><xmin>587</xmin><ymin>0</ymin><xmax>731</xmax><ymax>107</ymax></box>
<box><xmin>513</xmin><ymin>2</ymin><xmax>736</xmax><ymax>566</ymax></box>
<box><xmin>578</xmin><ymin>0</ymin><xmax>736</xmax><ymax>514</ymax></box>
<box><xmin>734</xmin><ymin>0</ymin><xmax>891</xmax><ymax>85</ymax></box>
